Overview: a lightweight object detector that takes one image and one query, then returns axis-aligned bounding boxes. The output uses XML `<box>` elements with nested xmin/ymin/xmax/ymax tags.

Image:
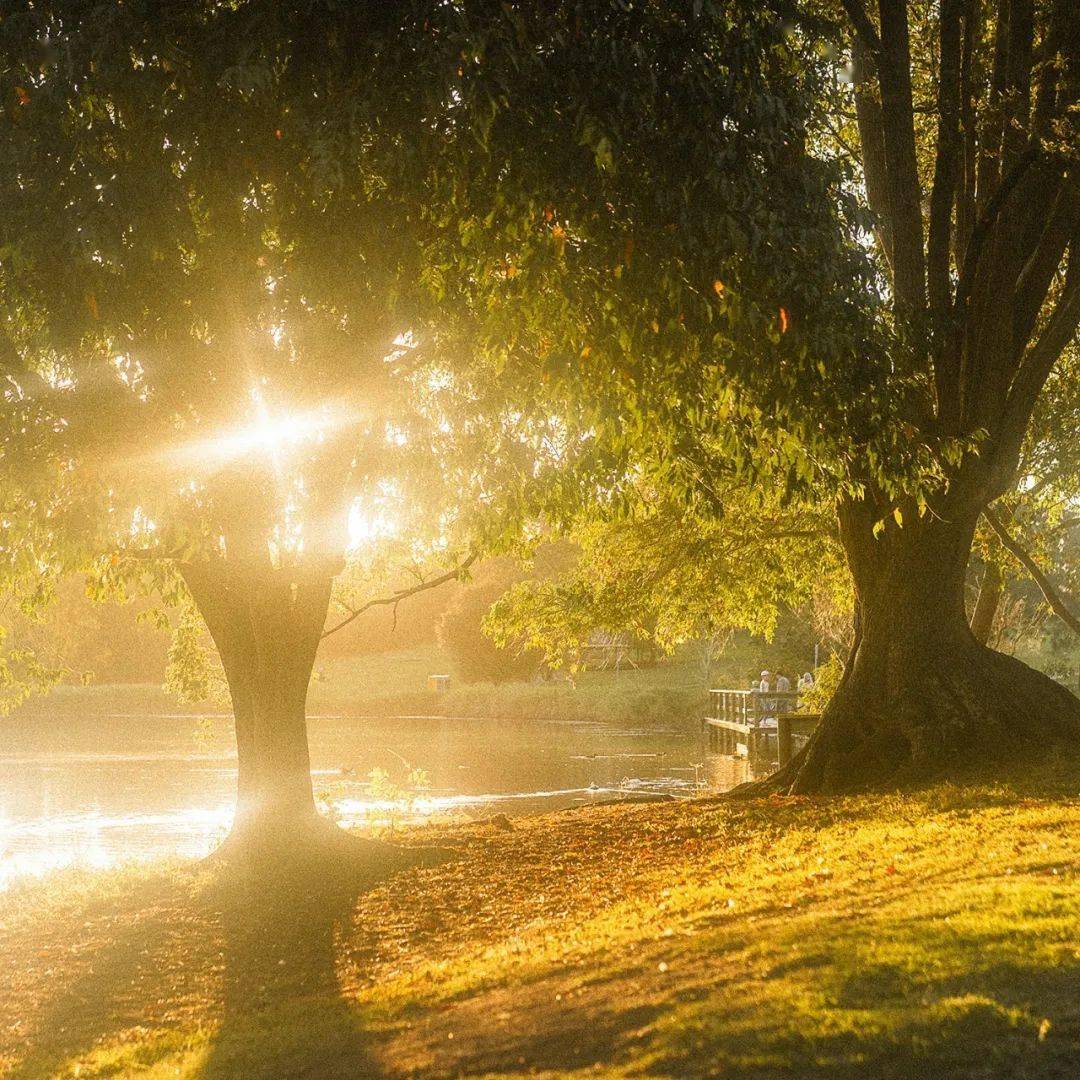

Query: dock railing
<box><xmin>704</xmin><ymin>689</ymin><xmax>819</xmax><ymax>765</ymax></box>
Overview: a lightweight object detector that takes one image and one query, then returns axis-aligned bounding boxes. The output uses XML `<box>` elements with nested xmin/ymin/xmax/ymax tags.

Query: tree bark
<box><xmin>776</xmin><ymin>498</ymin><xmax>1079</xmax><ymax>793</ymax></box>
<box><xmin>180</xmin><ymin>558</ymin><xmax>335</xmax><ymax>842</ymax></box>
<box><xmin>969</xmin><ymin>560</ymin><xmax>1004</xmax><ymax>646</ymax></box>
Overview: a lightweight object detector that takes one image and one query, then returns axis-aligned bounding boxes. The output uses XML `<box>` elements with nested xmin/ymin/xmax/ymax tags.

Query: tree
<box><xmin>759</xmin><ymin>0</ymin><xmax>1080</xmax><ymax>789</ymax></box>
<box><xmin>438</xmin><ymin>558</ymin><xmax>543</xmax><ymax>684</ymax></box>
<box><xmin>488</xmin><ymin>487</ymin><xmax>841</xmax><ymax>674</ymax></box>
<box><xmin>1</xmin><ymin>1</ymin><xmax>861</xmax><ymax>844</ymax></box>
<box><xmin>490</xmin><ymin>0</ymin><xmax>1080</xmax><ymax>790</ymax></box>
<box><xmin>968</xmin><ymin>335</ymin><xmax>1080</xmax><ymax>647</ymax></box>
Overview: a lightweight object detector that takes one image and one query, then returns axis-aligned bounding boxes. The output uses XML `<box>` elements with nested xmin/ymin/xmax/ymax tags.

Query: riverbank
<box><xmin>15</xmin><ymin>648</ymin><xmax>709</xmax><ymax>727</ymax></box>
<box><xmin>2</xmin><ymin>767</ymin><xmax>1078</xmax><ymax>1078</ymax></box>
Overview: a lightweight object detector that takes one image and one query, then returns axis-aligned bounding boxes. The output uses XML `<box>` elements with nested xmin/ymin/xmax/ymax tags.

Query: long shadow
<box><xmin>6</xmin><ymin>872</ymin><xmax>194</xmax><ymax>1080</ymax></box>
<box><xmin>641</xmin><ymin>930</ymin><xmax>1080</xmax><ymax>1078</ymax></box>
<box><xmin>194</xmin><ymin>847</ymin><xmax>392</xmax><ymax>1080</ymax></box>
<box><xmin>8</xmin><ymin>839</ymin><xmax>429</xmax><ymax>1079</ymax></box>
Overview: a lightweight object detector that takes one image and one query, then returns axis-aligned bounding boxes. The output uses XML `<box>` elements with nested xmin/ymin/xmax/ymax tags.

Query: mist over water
<box><xmin>1</xmin><ymin>711</ymin><xmax>751</xmax><ymax>889</ymax></box>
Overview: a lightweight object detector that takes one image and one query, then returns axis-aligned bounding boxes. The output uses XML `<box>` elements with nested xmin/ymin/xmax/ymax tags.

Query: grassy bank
<box><xmin>2</xmin><ymin>768</ymin><xmax>1078</xmax><ymax>1078</ymax></box>
<box><xmin>16</xmin><ymin>649</ymin><xmax>710</xmax><ymax>727</ymax></box>
<box><xmin>311</xmin><ymin>650</ymin><xmax>708</xmax><ymax>726</ymax></box>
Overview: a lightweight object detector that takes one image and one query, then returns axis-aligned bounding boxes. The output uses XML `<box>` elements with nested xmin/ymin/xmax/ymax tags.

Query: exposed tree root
<box><xmin>736</xmin><ymin>639</ymin><xmax>1080</xmax><ymax>797</ymax></box>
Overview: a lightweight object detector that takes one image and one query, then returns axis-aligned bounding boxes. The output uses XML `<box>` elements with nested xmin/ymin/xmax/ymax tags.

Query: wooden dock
<box><xmin>703</xmin><ymin>689</ymin><xmax>820</xmax><ymax>767</ymax></box>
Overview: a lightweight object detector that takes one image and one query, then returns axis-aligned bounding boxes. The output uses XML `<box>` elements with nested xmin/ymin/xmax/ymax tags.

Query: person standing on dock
<box><xmin>775</xmin><ymin>672</ymin><xmax>791</xmax><ymax>693</ymax></box>
<box><xmin>757</xmin><ymin>672</ymin><xmax>778</xmax><ymax>729</ymax></box>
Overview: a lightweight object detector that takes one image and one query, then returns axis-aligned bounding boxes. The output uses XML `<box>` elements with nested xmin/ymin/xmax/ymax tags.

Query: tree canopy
<box><xmin>483</xmin><ymin>0</ymin><xmax>1080</xmax><ymax>790</ymax></box>
<box><xmin>1</xmin><ymin>0</ymin><xmax>1075</xmax><ymax>816</ymax></box>
<box><xmin>1</xmin><ymin>0</ymin><xmax>882</xmax><ymax>829</ymax></box>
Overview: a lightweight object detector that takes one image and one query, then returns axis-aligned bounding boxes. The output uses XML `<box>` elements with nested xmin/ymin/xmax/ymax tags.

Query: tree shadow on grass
<box><xmin>7</xmin><ymin>838</ymin><xmax>431</xmax><ymax>1079</ymax></box>
<box><xmin>192</xmin><ymin>845</ymin><xmax>393</xmax><ymax>1080</ymax></box>
<box><xmin>5</xmin><ymin>872</ymin><xmax>197</xmax><ymax>1080</ymax></box>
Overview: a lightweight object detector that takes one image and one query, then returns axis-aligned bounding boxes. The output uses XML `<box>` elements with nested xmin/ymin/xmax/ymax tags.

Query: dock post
<box><xmin>776</xmin><ymin>714</ymin><xmax>793</xmax><ymax>767</ymax></box>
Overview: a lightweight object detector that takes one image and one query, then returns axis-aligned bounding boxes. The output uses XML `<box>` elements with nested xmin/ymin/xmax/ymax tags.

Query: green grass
<box><xmin>311</xmin><ymin>648</ymin><xmax>708</xmax><ymax>725</ymax></box>
<box><xmin>2</xmin><ymin>768</ymin><xmax>1078</xmax><ymax>1078</ymax></box>
<box><xmin>17</xmin><ymin>648</ymin><xmax>710</xmax><ymax>727</ymax></box>
<box><xmin>14</xmin><ymin>679</ymin><xmax>192</xmax><ymax>715</ymax></box>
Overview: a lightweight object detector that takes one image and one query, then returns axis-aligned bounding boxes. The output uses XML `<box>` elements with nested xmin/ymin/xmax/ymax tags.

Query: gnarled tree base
<box><xmin>759</xmin><ymin>638</ymin><xmax>1080</xmax><ymax>795</ymax></box>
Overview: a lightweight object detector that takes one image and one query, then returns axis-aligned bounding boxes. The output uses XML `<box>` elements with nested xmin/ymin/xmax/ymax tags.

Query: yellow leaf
<box><xmin>892</xmin><ymin>508</ymin><xmax>903</xmax><ymax>528</ymax></box>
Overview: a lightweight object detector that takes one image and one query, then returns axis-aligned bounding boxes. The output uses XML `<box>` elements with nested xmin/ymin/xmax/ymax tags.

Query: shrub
<box><xmin>437</xmin><ymin>571</ymin><xmax>541</xmax><ymax>684</ymax></box>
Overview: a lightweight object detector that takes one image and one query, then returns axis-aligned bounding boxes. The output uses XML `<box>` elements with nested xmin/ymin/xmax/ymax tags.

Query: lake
<box><xmin>0</xmin><ymin>710</ymin><xmax>752</xmax><ymax>890</ymax></box>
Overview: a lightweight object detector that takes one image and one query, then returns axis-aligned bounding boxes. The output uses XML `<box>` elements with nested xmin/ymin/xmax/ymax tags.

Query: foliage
<box><xmin>2</xmin><ymin>575</ymin><xmax>176</xmax><ymax>689</ymax></box>
<box><xmin>332</xmin><ymin>765</ymin><xmax>433</xmax><ymax>835</ymax></box>
<box><xmin>0</xmin><ymin>0</ymin><xmax>883</xmax><ymax>711</ymax></box>
<box><xmin>798</xmin><ymin>650</ymin><xmax>843</xmax><ymax>712</ymax></box>
<box><xmin>2</xmin><ymin>0</ymin><xmax>1074</xmax><ymax>782</ymax></box>
<box><xmin>487</xmin><ymin>488</ymin><xmax>844</xmax><ymax>672</ymax></box>
<box><xmin>163</xmin><ymin>600</ymin><xmax>227</xmax><ymax>705</ymax></box>
<box><xmin>0</xmin><ymin>624</ymin><xmax>66</xmax><ymax>714</ymax></box>
<box><xmin>315</xmin><ymin>764</ymin><xmax>432</xmax><ymax>835</ymax></box>
<box><xmin>438</xmin><ymin>573</ymin><xmax>542</xmax><ymax>684</ymax></box>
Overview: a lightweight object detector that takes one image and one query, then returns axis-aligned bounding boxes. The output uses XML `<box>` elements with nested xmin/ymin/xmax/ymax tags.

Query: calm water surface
<box><xmin>0</xmin><ymin>711</ymin><xmax>750</xmax><ymax>889</ymax></box>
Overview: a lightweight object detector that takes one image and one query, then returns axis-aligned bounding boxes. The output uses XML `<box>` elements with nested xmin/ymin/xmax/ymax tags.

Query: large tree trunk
<box><xmin>180</xmin><ymin>559</ymin><xmax>335</xmax><ymax>844</ymax></box>
<box><xmin>780</xmin><ymin>498</ymin><xmax>1080</xmax><ymax>794</ymax></box>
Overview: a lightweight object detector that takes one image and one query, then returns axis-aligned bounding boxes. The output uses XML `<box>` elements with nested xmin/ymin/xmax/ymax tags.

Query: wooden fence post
<box><xmin>776</xmin><ymin>714</ymin><xmax>793</xmax><ymax>767</ymax></box>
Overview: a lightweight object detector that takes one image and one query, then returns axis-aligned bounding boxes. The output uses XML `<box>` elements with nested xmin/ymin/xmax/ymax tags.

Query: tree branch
<box><xmin>928</xmin><ymin>0</ymin><xmax>965</xmax><ymax>359</ymax></box>
<box><xmin>1030</xmin><ymin>0</ymin><xmax>1076</xmax><ymax>138</ymax></box>
<box><xmin>320</xmin><ymin>554</ymin><xmax>477</xmax><ymax>640</ymax></box>
<box><xmin>852</xmin><ymin>36</ymin><xmax>894</xmax><ymax>276</ymax></box>
<box><xmin>1012</xmin><ymin>179</ymin><xmax>1078</xmax><ymax>351</ymax></box>
<box><xmin>997</xmin><ymin>265</ymin><xmax>1080</xmax><ymax>457</ymax></box>
<box><xmin>1046</xmin><ymin>517</ymin><xmax>1080</xmax><ymax>536</ymax></box>
<box><xmin>876</xmin><ymin>0</ymin><xmax>927</xmax><ymax>325</ymax></box>
<box><xmin>954</xmin><ymin>0</ymin><xmax>981</xmax><ymax>266</ymax></box>
<box><xmin>840</xmin><ymin>0</ymin><xmax>883</xmax><ymax>57</ymax></box>
<box><xmin>983</xmin><ymin>506</ymin><xmax>1080</xmax><ymax>635</ymax></box>
<box><xmin>944</xmin><ymin>144</ymin><xmax>1042</xmax><ymax>425</ymax></box>
<box><xmin>952</xmin><ymin>145</ymin><xmax>1040</xmax><ymax>323</ymax></box>
<box><xmin>1001</xmin><ymin>0</ymin><xmax>1035</xmax><ymax>171</ymax></box>
<box><xmin>975</xmin><ymin>0</ymin><xmax>1012</xmax><ymax>209</ymax></box>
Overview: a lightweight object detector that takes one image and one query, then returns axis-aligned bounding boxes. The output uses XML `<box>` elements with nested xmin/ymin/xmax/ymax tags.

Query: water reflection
<box><xmin>1</xmin><ymin>712</ymin><xmax>753</xmax><ymax>889</ymax></box>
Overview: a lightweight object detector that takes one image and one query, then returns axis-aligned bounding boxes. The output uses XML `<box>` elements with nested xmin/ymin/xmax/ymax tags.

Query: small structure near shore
<box><xmin>703</xmin><ymin>689</ymin><xmax>820</xmax><ymax>767</ymax></box>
